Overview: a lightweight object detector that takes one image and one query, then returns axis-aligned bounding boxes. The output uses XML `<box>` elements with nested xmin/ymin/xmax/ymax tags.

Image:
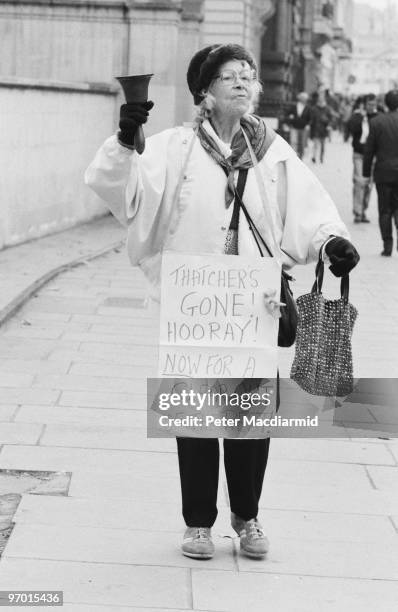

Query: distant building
<box><xmin>259</xmin><ymin>0</ymin><xmax>353</xmax><ymax>120</ymax></box>
<box><xmin>350</xmin><ymin>1</ymin><xmax>398</xmax><ymax>94</ymax></box>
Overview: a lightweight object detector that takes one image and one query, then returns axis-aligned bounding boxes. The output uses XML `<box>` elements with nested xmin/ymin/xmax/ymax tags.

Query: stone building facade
<box><xmin>259</xmin><ymin>0</ymin><xmax>353</xmax><ymax>120</ymax></box>
<box><xmin>349</xmin><ymin>2</ymin><xmax>398</xmax><ymax>95</ymax></box>
<box><xmin>1</xmin><ymin>0</ymin><xmax>276</xmax><ymax>248</ymax></box>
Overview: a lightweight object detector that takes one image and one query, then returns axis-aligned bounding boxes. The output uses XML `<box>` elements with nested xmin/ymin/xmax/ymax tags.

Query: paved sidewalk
<box><xmin>0</xmin><ymin>215</ymin><xmax>125</xmax><ymax>325</ymax></box>
<box><xmin>0</xmin><ymin>138</ymin><xmax>397</xmax><ymax>611</ymax></box>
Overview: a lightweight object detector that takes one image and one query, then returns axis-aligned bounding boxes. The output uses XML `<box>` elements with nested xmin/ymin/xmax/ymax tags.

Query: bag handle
<box><xmin>311</xmin><ymin>250</ymin><xmax>350</xmax><ymax>303</ymax></box>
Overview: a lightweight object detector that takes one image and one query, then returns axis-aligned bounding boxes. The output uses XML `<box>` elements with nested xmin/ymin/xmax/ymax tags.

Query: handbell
<box><xmin>116</xmin><ymin>74</ymin><xmax>153</xmax><ymax>154</ymax></box>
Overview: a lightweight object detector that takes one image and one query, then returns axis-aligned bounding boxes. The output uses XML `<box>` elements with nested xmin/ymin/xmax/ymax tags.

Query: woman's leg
<box><xmin>312</xmin><ymin>138</ymin><xmax>318</xmax><ymax>162</ymax></box>
<box><xmin>176</xmin><ymin>437</ymin><xmax>219</xmax><ymax>527</ymax></box>
<box><xmin>223</xmin><ymin>438</ymin><xmax>271</xmax><ymax>520</ymax></box>
<box><xmin>320</xmin><ymin>138</ymin><xmax>326</xmax><ymax>163</ymax></box>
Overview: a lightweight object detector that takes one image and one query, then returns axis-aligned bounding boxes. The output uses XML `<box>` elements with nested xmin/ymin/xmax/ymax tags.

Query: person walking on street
<box><xmin>284</xmin><ymin>92</ymin><xmax>312</xmax><ymax>159</ymax></box>
<box><xmin>310</xmin><ymin>90</ymin><xmax>333</xmax><ymax>164</ymax></box>
<box><xmin>347</xmin><ymin>93</ymin><xmax>378</xmax><ymax>223</ymax></box>
<box><xmin>340</xmin><ymin>95</ymin><xmax>353</xmax><ymax>142</ymax></box>
<box><xmin>363</xmin><ymin>89</ymin><xmax>398</xmax><ymax>256</ymax></box>
<box><xmin>85</xmin><ymin>43</ymin><xmax>359</xmax><ymax>561</ymax></box>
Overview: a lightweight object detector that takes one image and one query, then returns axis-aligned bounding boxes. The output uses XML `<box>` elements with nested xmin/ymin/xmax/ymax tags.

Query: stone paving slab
<box><xmin>263</xmin><ymin>459</ymin><xmax>372</xmax><ymax>489</ymax></box>
<box><xmin>0</xmin><ymin>423</ymin><xmax>43</xmax><ymax>445</ymax></box>
<box><xmin>192</xmin><ymin>570</ymin><xmax>398</xmax><ymax>612</ymax></box>
<box><xmin>0</xmin><ymin>405</ymin><xmax>18</xmax><ymax>421</ymax></box>
<box><xmin>51</xmin><ymin>345</ymin><xmax>157</xmax><ymax>367</ymax></box>
<box><xmin>69</xmin><ymin>313</ymin><xmax>156</xmax><ymax>327</ymax></box>
<box><xmin>236</xmin><ymin>537</ymin><xmax>398</xmax><ymax>580</ymax></box>
<box><xmin>14</xmin><ymin>496</ymin><xmax>185</xmax><ymax>532</ymax></box>
<box><xmin>388</xmin><ymin>446</ymin><xmax>398</xmax><ymax>463</ymax></box>
<box><xmin>68</xmin><ymin>362</ymin><xmax>156</xmax><ymax>379</ymax></box>
<box><xmin>58</xmin><ymin>390</ymin><xmax>147</xmax><ymax>410</ymax></box>
<box><xmin>22</xmin><ymin>297</ymin><xmax>101</xmax><ymax>315</ymax></box>
<box><xmin>0</xmin><ymin>338</ymin><xmax>80</xmax><ymax>360</ymax></box>
<box><xmin>57</xmin><ymin>332</ymin><xmax>157</xmax><ymax>346</ymax></box>
<box><xmin>259</xmin><ymin>480</ymin><xmax>398</xmax><ymax>515</ymax></box>
<box><xmin>67</xmin><ymin>472</ymin><xmax>183</xmax><ymax>502</ymax></box>
<box><xmin>0</xmin><ymin>373</ymin><xmax>35</xmax><ymax>387</ymax></box>
<box><xmin>78</xmin><ymin>341</ymin><xmax>157</xmax><ymax>359</ymax></box>
<box><xmin>0</xmin><ymin>388</ymin><xmax>60</xmax><ymax>406</ymax></box>
<box><xmin>269</xmin><ymin>438</ymin><xmax>395</xmax><ymax>465</ymax></box>
<box><xmin>32</xmin><ymin>374</ymin><xmax>146</xmax><ymax>394</ymax></box>
<box><xmin>0</xmin><ymin>446</ymin><xmax>179</xmax><ymax>476</ymax></box>
<box><xmin>0</xmin><ymin>558</ymin><xmax>191</xmax><ymax>609</ymax></box>
<box><xmin>367</xmin><ymin>465</ymin><xmax>398</xmax><ymax>489</ymax></box>
<box><xmin>13</xmin><ymin>496</ymin><xmax>235</xmax><ymax>536</ymax></box>
<box><xmin>0</xmin><ymin>358</ymin><xmax>71</xmax><ymax>375</ymax></box>
<box><xmin>39</xmin><ymin>424</ymin><xmax>175</xmax><ymax>453</ymax></box>
<box><xmin>14</xmin><ymin>405</ymin><xmax>147</xmax><ymax>428</ymax></box>
<box><xmin>3</xmin><ymin>523</ymin><xmax>236</xmax><ymax>571</ymax></box>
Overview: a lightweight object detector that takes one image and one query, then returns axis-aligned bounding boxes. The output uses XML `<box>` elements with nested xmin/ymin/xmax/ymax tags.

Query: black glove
<box><xmin>325</xmin><ymin>237</ymin><xmax>360</xmax><ymax>277</ymax></box>
<box><xmin>118</xmin><ymin>101</ymin><xmax>154</xmax><ymax>146</ymax></box>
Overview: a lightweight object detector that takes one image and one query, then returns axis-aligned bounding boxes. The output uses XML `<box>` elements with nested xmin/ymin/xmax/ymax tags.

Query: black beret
<box><xmin>187</xmin><ymin>43</ymin><xmax>257</xmax><ymax>105</ymax></box>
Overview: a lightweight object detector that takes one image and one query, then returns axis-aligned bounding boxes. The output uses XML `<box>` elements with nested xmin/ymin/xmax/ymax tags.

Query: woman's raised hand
<box><xmin>118</xmin><ymin>101</ymin><xmax>154</xmax><ymax>146</ymax></box>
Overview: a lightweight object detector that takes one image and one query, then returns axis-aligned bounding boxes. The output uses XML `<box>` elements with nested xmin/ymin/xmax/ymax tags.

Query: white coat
<box><xmin>85</xmin><ymin>120</ymin><xmax>349</xmax><ymax>299</ymax></box>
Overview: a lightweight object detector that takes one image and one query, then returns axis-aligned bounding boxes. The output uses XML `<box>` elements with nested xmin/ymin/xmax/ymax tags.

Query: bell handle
<box><xmin>134</xmin><ymin>125</ymin><xmax>146</xmax><ymax>154</ymax></box>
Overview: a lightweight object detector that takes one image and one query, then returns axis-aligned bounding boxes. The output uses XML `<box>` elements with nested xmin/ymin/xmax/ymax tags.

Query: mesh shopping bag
<box><xmin>290</xmin><ymin>254</ymin><xmax>358</xmax><ymax>397</ymax></box>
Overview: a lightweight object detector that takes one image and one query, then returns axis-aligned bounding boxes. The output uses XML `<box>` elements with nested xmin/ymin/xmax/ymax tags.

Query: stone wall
<box><xmin>0</xmin><ymin>79</ymin><xmax>116</xmax><ymax>248</ymax></box>
<box><xmin>0</xmin><ymin>0</ymin><xmax>201</xmax><ymax>248</ymax></box>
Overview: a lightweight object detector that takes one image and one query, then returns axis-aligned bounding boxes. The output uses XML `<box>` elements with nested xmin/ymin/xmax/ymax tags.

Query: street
<box><xmin>0</xmin><ymin>136</ymin><xmax>398</xmax><ymax>611</ymax></box>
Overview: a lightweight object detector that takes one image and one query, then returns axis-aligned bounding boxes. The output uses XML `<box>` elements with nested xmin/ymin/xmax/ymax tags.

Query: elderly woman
<box><xmin>85</xmin><ymin>44</ymin><xmax>359</xmax><ymax>560</ymax></box>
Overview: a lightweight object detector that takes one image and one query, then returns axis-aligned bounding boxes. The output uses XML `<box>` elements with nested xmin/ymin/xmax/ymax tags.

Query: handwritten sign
<box><xmin>158</xmin><ymin>252</ymin><xmax>281</xmax><ymax>378</ymax></box>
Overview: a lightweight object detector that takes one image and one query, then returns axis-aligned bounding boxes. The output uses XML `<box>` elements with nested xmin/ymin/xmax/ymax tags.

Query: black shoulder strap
<box><xmin>229</xmin><ymin>169</ymin><xmax>248</xmax><ymax>230</ymax></box>
<box><xmin>233</xmin><ymin>170</ymin><xmax>273</xmax><ymax>258</ymax></box>
<box><xmin>222</xmin><ymin>166</ymin><xmax>273</xmax><ymax>259</ymax></box>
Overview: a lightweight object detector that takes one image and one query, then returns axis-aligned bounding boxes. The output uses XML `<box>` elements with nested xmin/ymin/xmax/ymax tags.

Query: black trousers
<box><xmin>176</xmin><ymin>437</ymin><xmax>271</xmax><ymax>527</ymax></box>
<box><xmin>375</xmin><ymin>182</ymin><xmax>398</xmax><ymax>253</ymax></box>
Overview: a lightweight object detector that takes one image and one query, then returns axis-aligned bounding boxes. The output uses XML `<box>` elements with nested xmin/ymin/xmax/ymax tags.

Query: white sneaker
<box><xmin>182</xmin><ymin>527</ymin><xmax>214</xmax><ymax>559</ymax></box>
<box><xmin>231</xmin><ymin>513</ymin><xmax>269</xmax><ymax>558</ymax></box>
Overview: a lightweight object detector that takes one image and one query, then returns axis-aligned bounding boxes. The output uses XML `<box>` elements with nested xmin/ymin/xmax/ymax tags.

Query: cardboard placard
<box><xmin>158</xmin><ymin>252</ymin><xmax>280</xmax><ymax>378</ymax></box>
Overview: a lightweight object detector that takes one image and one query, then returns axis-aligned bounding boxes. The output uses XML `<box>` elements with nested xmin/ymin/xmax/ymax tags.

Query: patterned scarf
<box><xmin>197</xmin><ymin>114</ymin><xmax>268</xmax><ymax>207</ymax></box>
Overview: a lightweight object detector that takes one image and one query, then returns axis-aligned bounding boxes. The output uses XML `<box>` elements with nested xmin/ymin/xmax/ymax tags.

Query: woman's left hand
<box><xmin>263</xmin><ymin>289</ymin><xmax>286</xmax><ymax>319</ymax></box>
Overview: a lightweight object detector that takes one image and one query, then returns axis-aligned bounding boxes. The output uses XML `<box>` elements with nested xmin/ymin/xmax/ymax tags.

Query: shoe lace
<box><xmin>247</xmin><ymin>519</ymin><xmax>264</xmax><ymax>539</ymax></box>
<box><xmin>195</xmin><ymin>528</ymin><xmax>210</xmax><ymax>541</ymax></box>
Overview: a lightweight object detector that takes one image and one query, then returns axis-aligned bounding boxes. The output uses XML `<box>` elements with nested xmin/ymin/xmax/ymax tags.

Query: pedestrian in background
<box><xmin>340</xmin><ymin>95</ymin><xmax>353</xmax><ymax>142</ymax></box>
<box><xmin>347</xmin><ymin>93</ymin><xmax>378</xmax><ymax>223</ymax></box>
<box><xmin>85</xmin><ymin>43</ymin><xmax>359</xmax><ymax>561</ymax></box>
<box><xmin>363</xmin><ymin>89</ymin><xmax>398</xmax><ymax>255</ymax></box>
<box><xmin>284</xmin><ymin>91</ymin><xmax>312</xmax><ymax>159</ymax></box>
<box><xmin>310</xmin><ymin>90</ymin><xmax>333</xmax><ymax>163</ymax></box>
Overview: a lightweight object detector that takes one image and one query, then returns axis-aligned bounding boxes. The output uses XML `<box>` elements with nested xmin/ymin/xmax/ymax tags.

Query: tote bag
<box><xmin>290</xmin><ymin>254</ymin><xmax>358</xmax><ymax>397</ymax></box>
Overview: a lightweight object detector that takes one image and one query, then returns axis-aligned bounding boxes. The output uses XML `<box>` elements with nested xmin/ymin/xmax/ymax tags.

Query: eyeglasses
<box><xmin>214</xmin><ymin>69</ymin><xmax>255</xmax><ymax>86</ymax></box>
